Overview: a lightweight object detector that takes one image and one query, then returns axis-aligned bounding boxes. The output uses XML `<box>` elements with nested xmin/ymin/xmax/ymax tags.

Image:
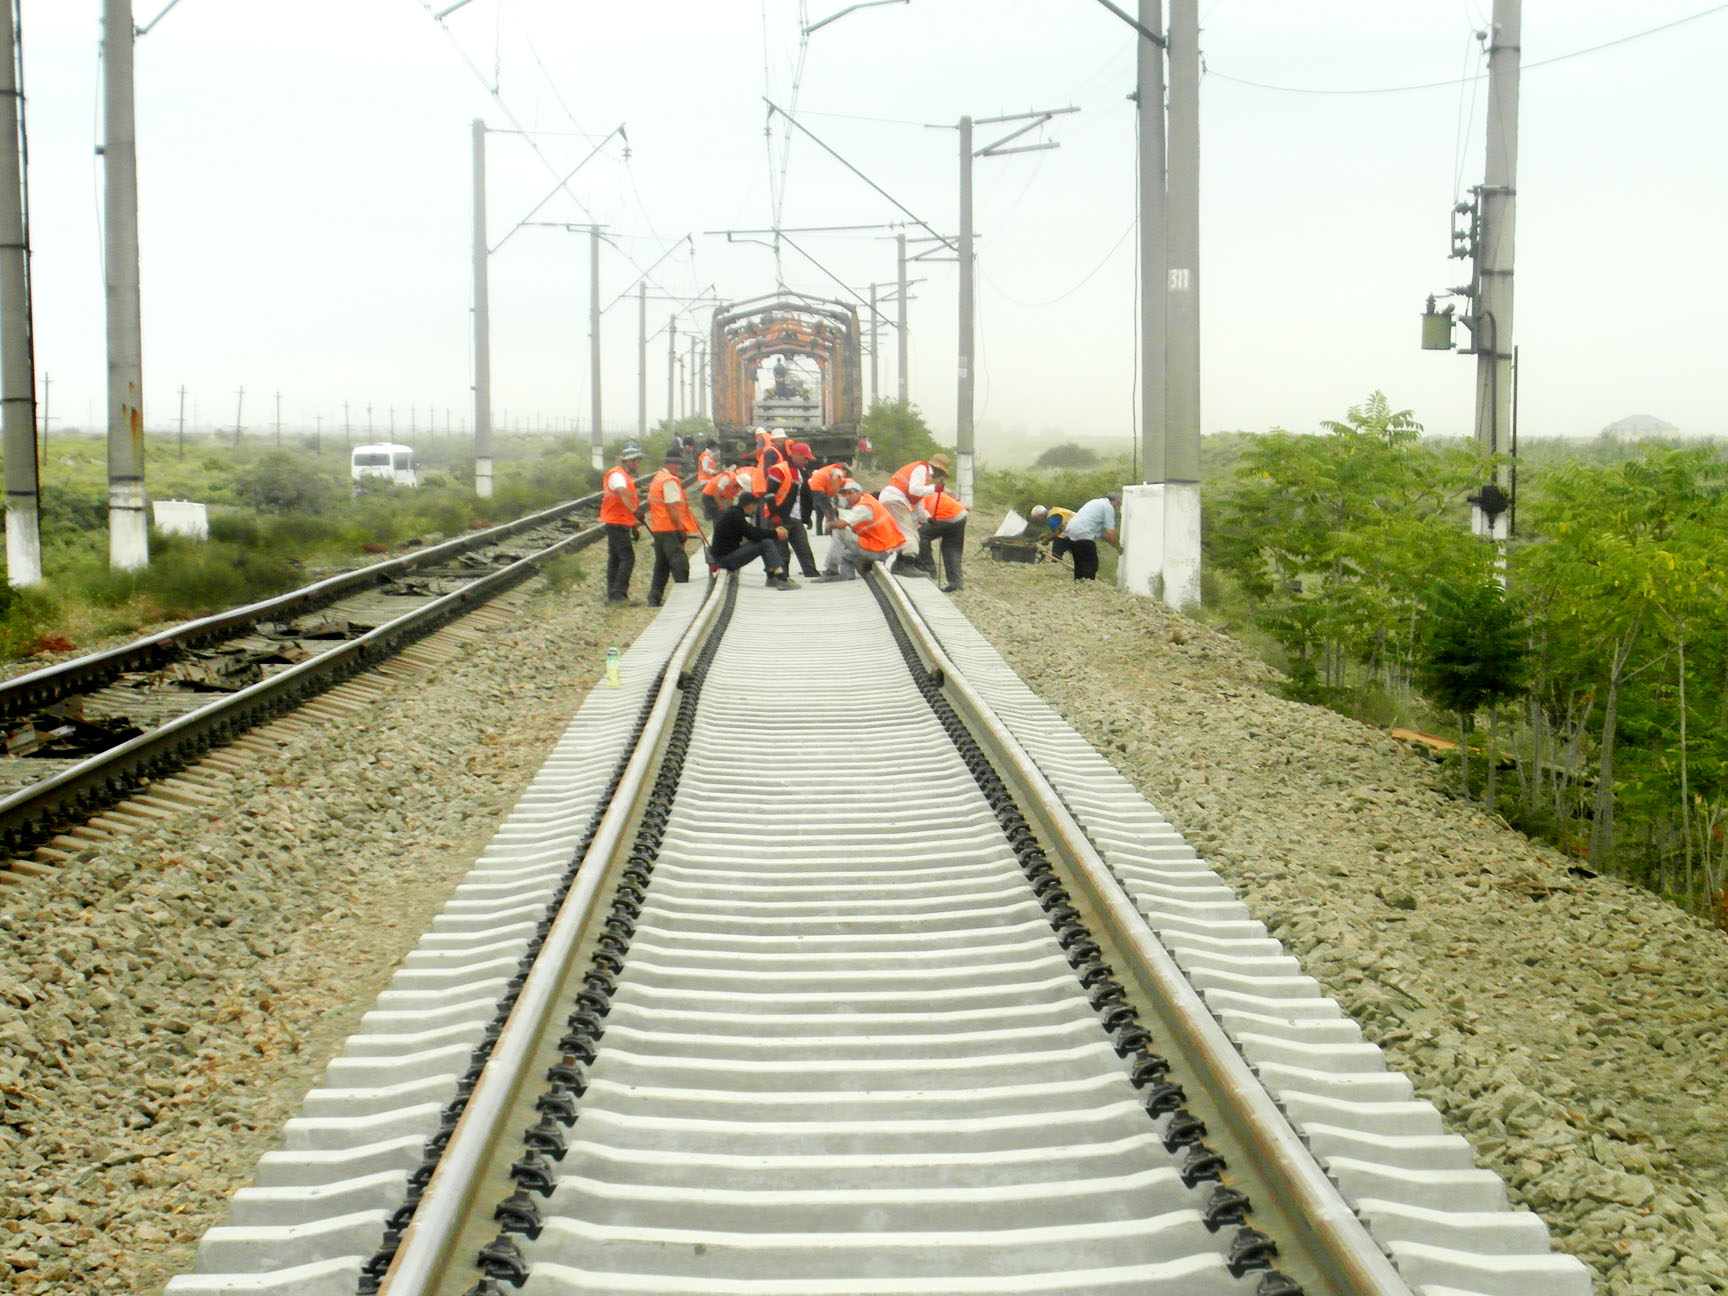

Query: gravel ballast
<box><xmin>2</xmin><ymin>545</ymin><xmax>1725</xmax><ymax>1294</ymax></box>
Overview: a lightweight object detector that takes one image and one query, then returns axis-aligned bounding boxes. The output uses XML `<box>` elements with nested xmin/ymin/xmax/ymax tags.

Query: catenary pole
<box><xmin>666</xmin><ymin>316</ymin><xmax>676</xmax><ymax>428</ymax></box>
<box><xmin>1136</xmin><ymin>0</ymin><xmax>1167</xmax><ymax>488</ymax></box>
<box><xmin>471</xmin><ymin>119</ymin><xmax>494</xmax><ymax>498</ymax></box>
<box><xmin>1163</xmin><ymin>0</ymin><xmax>1201</xmax><ymax>605</ymax></box>
<box><xmin>956</xmin><ymin>116</ymin><xmax>975</xmax><ymax>506</ymax></box>
<box><xmin>637</xmin><ymin>282</ymin><xmax>647</xmax><ymax>440</ymax></box>
<box><xmin>1473</xmin><ymin>0</ymin><xmax>1519</xmax><ymax>541</ymax></box>
<box><xmin>102</xmin><ymin>0</ymin><xmax>147</xmax><ymax>569</ymax></box>
<box><xmin>1</xmin><ymin>0</ymin><xmax>41</xmax><ymax>585</ymax></box>
<box><xmin>896</xmin><ymin>233</ymin><xmax>909</xmax><ymax>403</ymax></box>
<box><xmin>869</xmin><ymin>282</ymin><xmax>879</xmax><ymax>406</ymax></box>
<box><xmin>589</xmin><ymin>223</ymin><xmax>603</xmax><ymax>469</ymax></box>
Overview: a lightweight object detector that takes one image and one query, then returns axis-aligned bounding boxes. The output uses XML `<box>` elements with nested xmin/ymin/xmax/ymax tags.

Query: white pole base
<box><xmin>109</xmin><ymin>479</ymin><xmax>150</xmax><ymax>571</ymax></box>
<box><xmin>957</xmin><ymin>452</ymin><xmax>975</xmax><ymax>513</ymax></box>
<box><xmin>475</xmin><ymin>457</ymin><xmax>495</xmax><ymax>500</ymax></box>
<box><xmin>4</xmin><ymin>495</ymin><xmax>42</xmax><ymax>586</ymax></box>
<box><xmin>1117</xmin><ymin>482</ymin><xmax>1202</xmax><ymax>609</ymax></box>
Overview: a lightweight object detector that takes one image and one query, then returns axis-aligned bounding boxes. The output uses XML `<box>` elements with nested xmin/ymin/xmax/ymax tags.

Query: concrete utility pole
<box><xmin>957</xmin><ymin>115</ymin><xmax>975</xmax><ymax>505</ymax></box>
<box><xmin>1</xmin><ymin>0</ymin><xmax>41</xmax><ymax>586</ymax></box>
<box><xmin>176</xmin><ymin>384</ymin><xmax>185</xmax><ymax>458</ymax></box>
<box><xmin>274</xmin><ymin>390</ymin><xmax>282</xmax><ymax>444</ymax></box>
<box><xmin>471</xmin><ymin>119</ymin><xmax>494</xmax><ymax>498</ymax></box>
<box><xmin>1164</xmin><ymin>0</ymin><xmax>1201</xmax><ymax>606</ymax></box>
<box><xmin>666</xmin><ymin>316</ymin><xmax>676</xmax><ymax>427</ymax></box>
<box><xmin>897</xmin><ymin>233</ymin><xmax>909</xmax><ymax>403</ymax></box>
<box><xmin>637</xmin><ymin>282</ymin><xmax>647</xmax><ymax>440</ymax></box>
<box><xmin>869</xmin><ymin>282</ymin><xmax>880</xmax><ymax>405</ymax></box>
<box><xmin>232</xmin><ymin>386</ymin><xmax>244</xmax><ymax>446</ymax></box>
<box><xmin>102</xmin><ymin>0</ymin><xmax>147</xmax><ymax>570</ymax></box>
<box><xmin>589</xmin><ymin>223</ymin><xmax>603</xmax><ymax>469</ymax></box>
<box><xmin>954</xmin><ymin>106</ymin><xmax>1075</xmax><ymax>507</ymax></box>
<box><xmin>1115</xmin><ymin>0</ymin><xmax>1179</xmax><ymax>603</ymax></box>
<box><xmin>1473</xmin><ymin>0</ymin><xmax>1520</xmax><ymax>541</ymax></box>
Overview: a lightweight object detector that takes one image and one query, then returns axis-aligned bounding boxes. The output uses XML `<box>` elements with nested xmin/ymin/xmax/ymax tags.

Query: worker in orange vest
<box><xmin>644</xmin><ymin>448</ymin><xmax>705</xmax><ymax>608</ymax></box>
<box><xmin>804</xmin><ymin>459</ymin><xmax>850</xmax><ymax>536</ymax></box>
<box><xmin>915</xmin><ymin>482</ymin><xmax>970</xmax><ymax>593</ymax></box>
<box><xmin>696</xmin><ymin>439</ymin><xmax>721</xmax><ymax>522</ymax></box>
<box><xmin>878</xmin><ymin>454</ymin><xmax>949</xmax><ymax>571</ymax></box>
<box><xmin>819</xmin><ymin>479</ymin><xmax>906</xmax><ymax>581</ymax></box>
<box><xmin>599</xmin><ymin>443</ymin><xmax>646</xmax><ymax>603</ymax></box>
<box><xmin>764</xmin><ymin>445</ymin><xmax>819</xmax><ymax>579</ymax></box>
<box><xmin>701</xmin><ymin>460</ymin><xmax>742</xmax><ymax>519</ymax></box>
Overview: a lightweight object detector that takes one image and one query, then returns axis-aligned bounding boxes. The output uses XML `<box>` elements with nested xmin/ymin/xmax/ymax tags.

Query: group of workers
<box><xmin>599</xmin><ymin>429</ymin><xmax>970</xmax><ymax>606</ymax></box>
<box><xmin>1028</xmin><ymin>493</ymin><xmax>1122</xmax><ymax>580</ymax></box>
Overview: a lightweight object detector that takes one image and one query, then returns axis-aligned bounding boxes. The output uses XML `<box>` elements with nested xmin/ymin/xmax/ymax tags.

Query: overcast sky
<box><xmin>21</xmin><ymin>1</ymin><xmax>1728</xmax><ymax>455</ymax></box>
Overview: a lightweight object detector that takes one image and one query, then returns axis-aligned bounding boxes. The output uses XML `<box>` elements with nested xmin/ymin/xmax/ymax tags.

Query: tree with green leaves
<box><xmin>1415</xmin><ymin>579</ymin><xmax>1528</xmax><ymax>809</ymax></box>
<box><xmin>859</xmin><ymin>399</ymin><xmax>942</xmax><ymax>472</ymax></box>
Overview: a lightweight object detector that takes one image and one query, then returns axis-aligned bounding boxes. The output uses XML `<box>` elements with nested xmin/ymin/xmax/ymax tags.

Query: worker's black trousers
<box><xmin>647</xmin><ymin>532</ymin><xmax>691</xmax><ymax>606</ymax></box>
<box><xmin>775</xmin><ymin>516</ymin><xmax>819</xmax><ymax>577</ymax></box>
<box><xmin>917</xmin><ymin>517</ymin><xmax>967</xmax><ymax>589</ymax></box>
<box><xmin>1070</xmin><ymin>538</ymin><xmax>1100</xmax><ymax>580</ymax></box>
<box><xmin>605</xmin><ymin>524</ymin><xmax>637</xmax><ymax>600</ymax></box>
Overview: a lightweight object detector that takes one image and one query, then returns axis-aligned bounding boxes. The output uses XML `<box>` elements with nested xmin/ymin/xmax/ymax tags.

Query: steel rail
<box><xmin>0</xmin><ymin>515</ymin><xmax>625</xmax><ymax>853</ymax></box>
<box><xmin>0</xmin><ymin>476</ymin><xmax>653</xmax><ymax>723</ymax></box>
<box><xmin>868</xmin><ymin>569</ymin><xmax>1414</xmax><ymax>1296</ymax></box>
<box><xmin>374</xmin><ymin>575</ymin><xmax>727</xmax><ymax>1296</ymax></box>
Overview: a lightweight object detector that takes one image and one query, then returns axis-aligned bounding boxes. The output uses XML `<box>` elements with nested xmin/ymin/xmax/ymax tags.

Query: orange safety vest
<box><xmin>853</xmin><ymin>492</ymin><xmax>905</xmax><ymax>553</ymax></box>
<box><xmin>697</xmin><ymin>448</ymin><xmax>719</xmax><ymax>484</ymax></box>
<box><xmin>926</xmin><ymin>487</ymin><xmax>967</xmax><ymax>522</ymax></box>
<box><xmin>702</xmin><ymin>467</ymin><xmax>738</xmax><ymax>502</ymax></box>
<box><xmin>733</xmin><ymin>465</ymin><xmax>767</xmax><ymax>497</ymax></box>
<box><xmin>646</xmin><ymin>469</ymin><xmax>699</xmax><ymax>535</ymax></box>
<box><xmin>599</xmin><ymin>465</ymin><xmax>640</xmax><ymax>526</ymax></box>
<box><xmin>808</xmin><ymin>464</ymin><xmax>846</xmax><ymax>496</ymax></box>
<box><xmin>765</xmin><ymin>462</ymin><xmax>797</xmax><ymax>512</ymax></box>
<box><xmin>886</xmin><ymin>460</ymin><xmax>936</xmax><ymax>501</ymax></box>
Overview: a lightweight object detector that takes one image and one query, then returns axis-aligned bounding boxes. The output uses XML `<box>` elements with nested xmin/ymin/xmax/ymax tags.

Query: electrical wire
<box><xmin>1451</xmin><ymin>28</ymin><xmax>1486</xmax><ymax>202</ymax></box>
<box><xmin>1207</xmin><ymin>3</ymin><xmax>1728</xmax><ymax>96</ymax></box>
<box><xmin>983</xmin><ymin>216</ymin><xmax>1136</xmax><ymax>309</ymax></box>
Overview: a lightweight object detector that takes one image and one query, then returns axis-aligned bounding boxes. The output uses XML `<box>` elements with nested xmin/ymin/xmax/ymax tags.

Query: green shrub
<box><xmin>541</xmin><ymin>553</ymin><xmax>586</xmax><ymax>592</ymax></box>
<box><xmin>235</xmin><ymin>450</ymin><xmax>337</xmax><ymax>516</ymax></box>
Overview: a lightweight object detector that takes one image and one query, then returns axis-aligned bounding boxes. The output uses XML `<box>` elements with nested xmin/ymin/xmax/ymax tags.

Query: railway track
<box><xmin>0</xmin><ymin>481</ymin><xmax>648</xmax><ymax>872</ymax></box>
<box><xmin>161</xmin><ymin>559</ymin><xmax>1592</xmax><ymax>1296</ymax></box>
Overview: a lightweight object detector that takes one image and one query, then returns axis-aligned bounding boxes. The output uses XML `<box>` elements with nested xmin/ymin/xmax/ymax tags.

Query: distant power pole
<box><xmin>869</xmin><ymin>282</ymin><xmax>879</xmax><ymax>405</ymax></box>
<box><xmin>233</xmin><ymin>386</ymin><xmax>244</xmax><ymax>447</ymax></box>
<box><xmin>273</xmin><ymin>389</ymin><xmax>282</xmax><ymax>444</ymax></box>
<box><xmin>953</xmin><ymin>105</ymin><xmax>1076</xmax><ymax>507</ymax></box>
<box><xmin>637</xmin><ymin>282</ymin><xmax>647</xmax><ymax>440</ymax></box>
<box><xmin>102</xmin><ymin>0</ymin><xmax>148</xmax><ymax>570</ymax></box>
<box><xmin>366</xmin><ymin>403</ymin><xmax>374</xmax><ymax>438</ymax></box>
<box><xmin>666</xmin><ymin>316</ymin><xmax>677</xmax><ymax>426</ymax></box>
<box><xmin>314</xmin><ymin>412</ymin><xmax>322</xmax><ymax>455</ymax></box>
<box><xmin>897</xmin><ymin>233</ymin><xmax>909</xmax><ymax>403</ymax></box>
<box><xmin>471</xmin><ymin>118</ymin><xmax>494</xmax><ymax>498</ymax></box>
<box><xmin>589</xmin><ymin>224</ymin><xmax>604</xmax><ymax>468</ymax></box>
<box><xmin>343</xmin><ymin>399</ymin><xmax>351</xmax><ymax>447</ymax></box>
<box><xmin>177</xmin><ymin>384</ymin><xmax>185</xmax><ymax>459</ymax></box>
<box><xmin>0</xmin><ymin>0</ymin><xmax>41</xmax><ymax>586</ymax></box>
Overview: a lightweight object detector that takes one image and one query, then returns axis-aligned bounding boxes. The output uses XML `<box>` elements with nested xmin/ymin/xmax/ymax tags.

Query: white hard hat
<box><xmin>838</xmin><ymin>479</ymin><xmax>862</xmax><ymax>494</ymax></box>
<box><xmin>1029</xmin><ymin>505</ymin><xmax>1048</xmax><ymax>521</ymax></box>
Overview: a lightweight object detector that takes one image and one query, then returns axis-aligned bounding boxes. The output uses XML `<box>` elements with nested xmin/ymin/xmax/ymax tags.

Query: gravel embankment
<box><xmin>0</xmin><ymin>560</ymin><xmax>656</xmax><ymax>1295</ymax></box>
<box><xmin>2</xmin><ymin>542</ymin><xmax>1725</xmax><ymax>1295</ymax></box>
<box><xmin>952</xmin><ymin>553</ymin><xmax>1728</xmax><ymax>1296</ymax></box>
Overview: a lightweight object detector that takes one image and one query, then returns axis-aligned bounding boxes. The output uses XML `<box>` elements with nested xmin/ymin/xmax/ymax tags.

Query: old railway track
<box><xmin>156</xmin><ymin>558</ymin><xmax>1590</xmax><ymax>1296</ymax></box>
<box><xmin>0</xmin><ymin>482</ymin><xmax>647</xmax><ymax>875</ymax></box>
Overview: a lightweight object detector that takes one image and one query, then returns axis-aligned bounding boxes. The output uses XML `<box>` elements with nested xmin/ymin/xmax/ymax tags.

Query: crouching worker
<box><xmin>820</xmin><ymin>479</ymin><xmax>905</xmax><ymax>581</ymax></box>
<box><xmin>711</xmin><ymin>491</ymin><xmax>800</xmax><ymax>591</ymax></box>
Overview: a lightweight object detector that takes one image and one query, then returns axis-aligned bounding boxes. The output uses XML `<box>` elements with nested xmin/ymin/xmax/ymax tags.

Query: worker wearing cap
<box><xmin>764</xmin><ymin>444</ymin><xmax>819</xmax><ymax>578</ymax></box>
<box><xmin>701</xmin><ymin>457</ymin><xmax>742</xmax><ymax>521</ymax></box>
<box><xmin>645</xmin><ymin>448</ymin><xmax>704</xmax><ymax>608</ymax></box>
<box><xmin>600</xmin><ymin>444</ymin><xmax>646</xmax><ymax>603</ymax></box>
<box><xmin>1063</xmin><ymin>491</ymin><xmax>1123</xmax><ymax>581</ymax></box>
<box><xmin>819</xmin><ymin>479</ymin><xmax>906</xmax><ymax>580</ymax></box>
<box><xmin>879</xmin><ymin>454</ymin><xmax>949</xmax><ymax>569</ymax></box>
<box><xmin>1029</xmin><ymin>504</ymin><xmax>1078</xmax><ymax>561</ymax></box>
<box><xmin>915</xmin><ymin>482</ymin><xmax>970</xmax><ymax>593</ymax></box>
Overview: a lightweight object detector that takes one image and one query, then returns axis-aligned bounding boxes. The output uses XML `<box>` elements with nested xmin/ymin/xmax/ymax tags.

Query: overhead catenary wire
<box><xmin>1208</xmin><ymin>2</ymin><xmax>1728</xmax><ymax>95</ymax></box>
